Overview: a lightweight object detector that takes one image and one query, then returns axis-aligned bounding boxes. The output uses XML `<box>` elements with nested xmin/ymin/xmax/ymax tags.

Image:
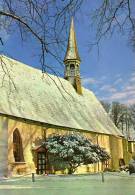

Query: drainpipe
<box><xmin>96</xmin><ymin>134</ymin><xmax>100</xmax><ymax>172</ymax></box>
<box><xmin>43</xmin><ymin>128</ymin><xmax>47</xmax><ymax>175</ymax></box>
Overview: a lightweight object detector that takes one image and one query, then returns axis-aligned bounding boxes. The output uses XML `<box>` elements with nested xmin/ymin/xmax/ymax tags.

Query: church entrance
<box><xmin>37</xmin><ymin>152</ymin><xmax>46</xmax><ymax>174</ymax></box>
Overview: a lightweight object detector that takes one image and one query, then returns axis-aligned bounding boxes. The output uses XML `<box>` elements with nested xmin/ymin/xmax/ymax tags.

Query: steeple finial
<box><xmin>64</xmin><ymin>17</ymin><xmax>81</xmax><ymax>62</ymax></box>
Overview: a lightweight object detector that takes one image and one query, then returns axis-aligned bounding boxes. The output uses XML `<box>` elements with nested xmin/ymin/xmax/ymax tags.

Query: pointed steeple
<box><xmin>64</xmin><ymin>18</ymin><xmax>81</xmax><ymax>62</ymax></box>
<box><xmin>64</xmin><ymin>18</ymin><xmax>82</xmax><ymax>95</ymax></box>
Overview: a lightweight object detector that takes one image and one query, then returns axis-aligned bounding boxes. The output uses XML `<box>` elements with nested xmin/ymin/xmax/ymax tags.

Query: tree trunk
<box><xmin>68</xmin><ymin>165</ymin><xmax>76</xmax><ymax>174</ymax></box>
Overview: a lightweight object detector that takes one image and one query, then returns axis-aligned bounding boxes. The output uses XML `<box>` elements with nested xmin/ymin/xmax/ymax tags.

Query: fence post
<box><xmin>101</xmin><ymin>172</ymin><xmax>105</xmax><ymax>182</ymax></box>
<box><xmin>32</xmin><ymin>173</ymin><xmax>35</xmax><ymax>182</ymax></box>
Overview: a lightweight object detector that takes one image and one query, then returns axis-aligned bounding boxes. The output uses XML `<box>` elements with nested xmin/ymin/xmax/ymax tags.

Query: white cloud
<box><xmin>125</xmin><ymin>85</ymin><xmax>135</xmax><ymax>92</ymax></box>
<box><xmin>114</xmin><ymin>78</ymin><xmax>123</xmax><ymax>85</ymax></box>
<box><xmin>130</xmin><ymin>76</ymin><xmax>135</xmax><ymax>83</ymax></box>
<box><xmin>125</xmin><ymin>98</ymin><xmax>135</xmax><ymax>105</ymax></box>
<box><xmin>82</xmin><ymin>77</ymin><xmax>99</xmax><ymax>85</ymax></box>
<box><xmin>82</xmin><ymin>72</ymin><xmax>135</xmax><ymax>105</ymax></box>
<box><xmin>109</xmin><ymin>92</ymin><xmax>128</xmax><ymax>101</ymax></box>
<box><xmin>103</xmin><ymin>73</ymin><xmax>135</xmax><ymax>104</ymax></box>
<box><xmin>100</xmin><ymin>76</ymin><xmax>107</xmax><ymax>81</ymax></box>
<box><xmin>131</xmin><ymin>72</ymin><xmax>135</xmax><ymax>77</ymax></box>
<box><xmin>115</xmin><ymin>74</ymin><xmax>122</xmax><ymax>78</ymax></box>
<box><xmin>100</xmin><ymin>84</ymin><xmax>117</xmax><ymax>93</ymax></box>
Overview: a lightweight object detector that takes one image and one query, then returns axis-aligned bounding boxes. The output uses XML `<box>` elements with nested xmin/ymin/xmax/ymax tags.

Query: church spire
<box><xmin>64</xmin><ymin>18</ymin><xmax>82</xmax><ymax>95</ymax></box>
<box><xmin>64</xmin><ymin>17</ymin><xmax>81</xmax><ymax>62</ymax></box>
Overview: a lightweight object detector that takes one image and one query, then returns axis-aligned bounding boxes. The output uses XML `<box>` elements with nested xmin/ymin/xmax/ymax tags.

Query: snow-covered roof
<box><xmin>0</xmin><ymin>55</ymin><xmax>123</xmax><ymax>136</ymax></box>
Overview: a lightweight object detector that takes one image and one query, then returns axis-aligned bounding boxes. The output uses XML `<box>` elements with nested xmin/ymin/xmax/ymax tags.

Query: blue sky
<box><xmin>0</xmin><ymin>1</ymin><xmax>135</xmax><ymax>105</ymax></box>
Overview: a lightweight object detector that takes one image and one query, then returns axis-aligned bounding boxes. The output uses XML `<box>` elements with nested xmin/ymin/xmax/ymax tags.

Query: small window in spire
<box><xmin>76</xmin><ymin>64</ymin><xmax>79</xmax><ymax>75</ymax></box>
<box><xmin>70</xmin><ymin>64</ymin><xmax>75</xmax><ymax>76</ymax></box>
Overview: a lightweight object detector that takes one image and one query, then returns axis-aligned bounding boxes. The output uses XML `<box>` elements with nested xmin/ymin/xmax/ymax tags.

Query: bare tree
<box><xmin>0</xmin><ymin>1</ymin><xmax>135</xmax><ymax>95</ymax></box>
<box><xmin>101</xmin><ymin>100</ymin><xmax>134</xmax><ymax>138</ymax></box>
<box><xmin>0</xmin><ymin>0</ymin><xmax>85</xmax><ymax>98</ymax></box>
<box><xmin>0</xmin><ymin>0</ymin><xmax>83</xmax><ymax>71</ymax></box>
<box><xmin>1</xmin><ymin>1</ymin><xmax>135</xmax><ymax>64</ymax></box>
<box><xmin>1</xmin><ymin>1</ymin><xmax>135</xmax><ymax>70</ymax></box>
<box><xmin>91</xmin><ymin>0</ymin><xmax>135</xmax><ymax>49</ymax></box>
<box><xmin>130</xmin><ymin>104</ymin><xmax>135</xmax><ymax>129</ymax></box>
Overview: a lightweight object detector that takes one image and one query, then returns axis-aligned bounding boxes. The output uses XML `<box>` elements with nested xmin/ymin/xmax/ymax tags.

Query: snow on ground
<box><xmin>0</xmin><ymin>173</ymin><xmax>135</xmax><ymax>195</ymax></box>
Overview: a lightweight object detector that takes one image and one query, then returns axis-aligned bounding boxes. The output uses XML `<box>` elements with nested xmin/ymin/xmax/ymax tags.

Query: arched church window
<box><xmin>13</xmin><ymin>129</ymin><xmax>24</xmax><ymax>162</ymax></box>
<box><xmin>70</xmin><ymin>64</ymin><xmax>75</xmax><ymax>76</ymax></box>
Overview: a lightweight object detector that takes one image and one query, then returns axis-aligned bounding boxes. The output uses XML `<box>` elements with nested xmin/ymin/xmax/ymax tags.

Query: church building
<box><xmin>0</xmin><ymin>18</ymin><xmax>132</xmax><ymax>176</ymax></box>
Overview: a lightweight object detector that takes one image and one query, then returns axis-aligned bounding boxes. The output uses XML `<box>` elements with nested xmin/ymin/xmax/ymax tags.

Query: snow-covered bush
<box><xmin>43</xmin><ymin>133</ymin><xmax>110</xmax><ymax>174</ymax></box>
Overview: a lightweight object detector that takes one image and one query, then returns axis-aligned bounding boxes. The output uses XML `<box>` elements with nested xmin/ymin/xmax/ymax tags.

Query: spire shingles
<box><xmin>64</xmin><ymin>18</ymin><xmax>80</xmax><ymax>62</ymax></box>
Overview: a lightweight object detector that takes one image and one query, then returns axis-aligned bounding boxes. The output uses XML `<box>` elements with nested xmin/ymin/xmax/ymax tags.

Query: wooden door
<box><xmin>37</xmin><ymin>152</ymin><xmax>46</xmax><ymax>174</ymax></box>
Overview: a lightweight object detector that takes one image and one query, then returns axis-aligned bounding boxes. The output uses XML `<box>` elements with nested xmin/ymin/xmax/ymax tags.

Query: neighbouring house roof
<box><xmin>0</xmin><ymin>55</ymin><xmax>123</xmax><ymax>137</ymax></box>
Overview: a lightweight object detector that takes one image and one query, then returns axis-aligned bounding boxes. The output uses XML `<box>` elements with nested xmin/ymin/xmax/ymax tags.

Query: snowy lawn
<box><xmin>0</xmin><ymin>173</ymin><xmax>135</xmax><ymax>195</ymax></box>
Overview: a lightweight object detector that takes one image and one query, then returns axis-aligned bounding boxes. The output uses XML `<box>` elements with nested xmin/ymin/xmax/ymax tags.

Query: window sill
<box><xmin>12</xmin><ymin>162</ymin><xmax>26</xmax><ymax>165</ymax></box>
